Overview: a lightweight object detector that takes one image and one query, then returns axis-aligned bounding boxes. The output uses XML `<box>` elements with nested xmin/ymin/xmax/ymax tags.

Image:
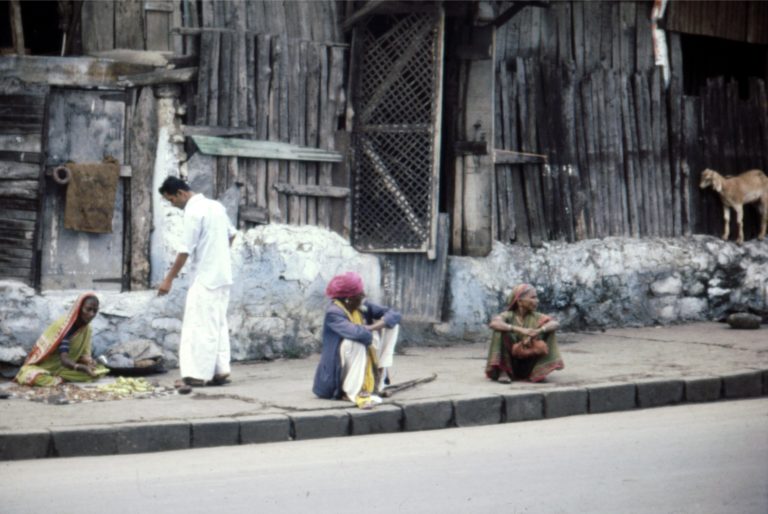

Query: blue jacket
<box><xmin>312</xmin><ymin>300</ymin><xmax>402</xmax><ymax>399</ymax></box>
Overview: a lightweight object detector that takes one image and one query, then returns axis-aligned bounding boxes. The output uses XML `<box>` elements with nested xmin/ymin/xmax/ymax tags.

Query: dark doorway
<box><xmin>681</xmin><ymin>33</ymin><xmax>767</xmax><ymax>98</ymax></box>
<box><xmin>0</xmin><ymin>0</ymin><xmax>62</xmax><ymax>56</ymax></box>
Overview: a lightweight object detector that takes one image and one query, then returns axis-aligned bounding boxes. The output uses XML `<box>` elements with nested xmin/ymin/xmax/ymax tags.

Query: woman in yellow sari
<box><xmin>485</xmin><ymin>283</ymin><xmax>564</xmax><ymax>383</ymax></box>
<box><xmin>15</xmin><ymin>292</ymin><xmax>109</xmax><ymax>387</ymax></box>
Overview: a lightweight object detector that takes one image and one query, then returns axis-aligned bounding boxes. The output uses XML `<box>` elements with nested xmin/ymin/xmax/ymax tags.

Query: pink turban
<box><xmin>325</xmin><ymin>272</ymin><xmax>365</xmax><ymax>299</ymax></box>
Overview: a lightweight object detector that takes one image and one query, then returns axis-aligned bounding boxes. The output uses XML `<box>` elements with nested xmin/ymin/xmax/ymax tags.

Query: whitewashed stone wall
<box><xmin>440</xmin><ymin>235</ymin><xmax>768</xmax><ymax>340</ymax></box>
<box><xmin>0</xmin><ymin>229</ymin><xmax>766</xmax><ymax>367</ymax></box>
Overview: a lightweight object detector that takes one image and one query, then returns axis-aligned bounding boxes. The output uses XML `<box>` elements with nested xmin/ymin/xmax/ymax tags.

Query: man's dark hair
<box><xmin>158</xmin><ymin>176</ymin><xmax>191</xmax><ymax>196</ymax></box>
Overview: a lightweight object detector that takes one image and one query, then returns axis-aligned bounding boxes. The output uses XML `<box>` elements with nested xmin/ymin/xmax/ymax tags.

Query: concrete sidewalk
<box><xmin>0</xmin><ymin>322</ymin><xmax>766</xmax><ymax>460</ymax></box>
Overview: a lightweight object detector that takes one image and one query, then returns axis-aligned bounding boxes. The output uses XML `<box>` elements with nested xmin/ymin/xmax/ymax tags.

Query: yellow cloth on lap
<box><xmin>334</xmin><ymin>300</ymin><xmax>377</xmax><ymax>408</ymax></box>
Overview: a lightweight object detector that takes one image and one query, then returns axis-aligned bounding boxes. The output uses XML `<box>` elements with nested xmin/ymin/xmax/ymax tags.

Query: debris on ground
<box><xmin>1</xmin><ymin>377</ymin><xmax>176</xmax><ymax>404</ymax></box>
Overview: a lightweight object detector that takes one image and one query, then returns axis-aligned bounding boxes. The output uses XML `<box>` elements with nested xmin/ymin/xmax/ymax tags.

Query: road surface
<box><xmin>1</xmin><ymin>398</ymin><xmax>766</xmax><ymax>513</ymax></box>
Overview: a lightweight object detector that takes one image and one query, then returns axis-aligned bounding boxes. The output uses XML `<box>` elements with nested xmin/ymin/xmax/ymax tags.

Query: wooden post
<box><xmin>129</xmin><ymin>87</ymin><xmax>158</xmax><ymax>290</ymax></box>
<box><xmin>9</xmin><ymin>0</ymin><xmax>25</xmax><ymax>55</ymax></box>
<box><xmin>459</xmin><ymin>24</ymin><xmax>495</xmax><ymax>257</ymax></box>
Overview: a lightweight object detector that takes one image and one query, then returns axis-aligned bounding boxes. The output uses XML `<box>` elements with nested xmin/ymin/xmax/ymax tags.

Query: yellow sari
<box><xmin>15</xmin><ymin>293</ymin><xmax>109</xmax><ymax>387</ymax></box>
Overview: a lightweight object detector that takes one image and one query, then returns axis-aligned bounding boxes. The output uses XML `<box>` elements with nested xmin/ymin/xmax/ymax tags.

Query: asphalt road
<box><xmin>1</xmin><ymin>399</ymin><xmax>766</xmax><ymax>514</ymax></box>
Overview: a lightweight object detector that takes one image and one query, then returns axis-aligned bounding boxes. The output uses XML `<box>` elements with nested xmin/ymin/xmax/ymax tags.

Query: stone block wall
<box><xmin>0</xmin><ymin>226</ymin><xmax>765</xmax><ymax>366</ymax></box>
<box><xmin>440</xmin><ymin>235</ymin><xmax>768</xmax><ymax>340</ymax></box>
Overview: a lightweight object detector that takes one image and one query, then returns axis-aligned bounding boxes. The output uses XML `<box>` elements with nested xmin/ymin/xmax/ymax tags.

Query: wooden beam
<box><xmin>171</xmin><ymin>27</ymin><xmax>349</xmax><ymax>48</ymax></box>
<box><xmin>0</xmin><ymin>56</ymin><xmax>151</xmax><ymax>88</ymax></box>
<box><xmin>182</xmin><ymin>125</ymin><xmax>258</xmax><ymax>138</ymax></box>
<box><xmin>0</xmin><ymin>150</ymin><xmax>42</xmax><ymax>164</ymax></box>
<box><xmin>117</xmin><ymin>67</ymin><xmax>197</xmax><ymax>87</ymax></box>
<box><xmin>361</xmin><ymin>139</ymin><xmax>427</xmax><ymax>241</ymax></box>
<box><xmin>190</xmin><ymin>135</ymin><xmax>343</xmax><ymax>163</ymax></box>
<box><xmin>9</xmin><ymin>0</ymin><xmax>25</xmax><ymax>55</ymax></box>
<box><xmin>88</xmin><ymin>49</ymin><xmax>170</xmax><ymax>67</ymax></box>
<box><xmin>493</xmin><ymin>149</ymin><xmax>548</xmax><ymax>164</ymax></box>
<box><xmin>456</xmin><ymin>140</ymin><xmax>489</xmax><ymax>155</ymax></box>
<box><xmin>341</xmin><ymin>0</ymin><xmax>389</xmax><ymax>32</ymax></box>
<box><xmin>272</xmin><ymin>183</ymin><xmax>350</xmax><ymax>198</ymax></box>
<box><xmin>44</xmin><ymin>165</ymin><xmax>132</xmax><ymax>178</ymax></box>
<box><xmin>491</xmin><ymin>1</ymin><xmax>550</xmax><ymax>28</ymax></box>
<box><xmin>0</xmin><ymin>181</ymin><xmax>38</xmax><ymax>199</ymax></box>
<box><xmin>240</xmin><ymin>205</ymin><xmax>269</xmax><ymax>224</ymax></box>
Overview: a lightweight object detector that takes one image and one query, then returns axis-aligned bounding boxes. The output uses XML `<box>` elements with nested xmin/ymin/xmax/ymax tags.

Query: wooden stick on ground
<box><xmin>380</xmin><ymin>373</ymin><xmax>437</xmax><ymax>398</ymax></box>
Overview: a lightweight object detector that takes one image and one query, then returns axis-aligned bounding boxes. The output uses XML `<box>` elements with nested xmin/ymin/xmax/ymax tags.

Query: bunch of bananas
<box><xmin>98</xmin><ymin>377</ymin><xmax>155</xmax><ymax>396</ymax></box>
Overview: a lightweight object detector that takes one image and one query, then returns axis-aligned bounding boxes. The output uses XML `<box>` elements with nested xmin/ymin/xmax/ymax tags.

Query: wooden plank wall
<box><xmin>0</xmin><ymin>81</ymin><xmax>47</xmax><ymax>285</ymax></box>
<box><xmin>493</xmin><ymin>0</ymin><xmax>768</xmax><ymax>245</ymax></box>
<box><xmin>81</xmin><ymin>0</ymin><xmax>182</xmax><ymax>54</ymax></box>
<box><xmin>188</xmin><ymin>0</ymin><xmax>348</xmax><ymax>234</ymax></box>
<box><xmin>665</xmin><ymin>0</ymin><xmax>768</xmax><ymax>45</ymax></box>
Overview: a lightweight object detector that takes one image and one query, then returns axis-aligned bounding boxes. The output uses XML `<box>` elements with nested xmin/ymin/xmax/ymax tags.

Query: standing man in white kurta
<box><xmin>157</xmin><ymin>176</ymin><xmax>236</xmax><ymax>388</ymax></box>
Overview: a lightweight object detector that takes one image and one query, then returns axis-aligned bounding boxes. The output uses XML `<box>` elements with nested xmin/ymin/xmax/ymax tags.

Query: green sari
<box><xmin>485</xmin><ymin>310</ymin><xmax>564</xmax><ymax>382</ymax></box>
<box><xmin>15</xmin><ymin>293</ymin><xmax>109</xmax><ymax>387</ymax></box>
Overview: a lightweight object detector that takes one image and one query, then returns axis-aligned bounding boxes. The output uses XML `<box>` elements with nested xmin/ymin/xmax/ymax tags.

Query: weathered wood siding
<box><xmin>186</xmin><ymin>0</ymin><xmax>348</xmax><ymax>235</ymax></box>
<box><xmin>80</xmin><ymin>0</ymin><xmax>184</xmax><ymax>54</ymax></box>
<box><xmin>493</xmin><ymin>0</ymin><xmax>768</xmax><ymax>245</ymax></box>
<box><xmin>0</xmin><ymin>80</ymin><xmax>47</xmax><ymax>285</ymax></box>
<box><xmin>665</xmin><ymin>0</ymin><xmax>768</xmax><ymax>45</ymax></box>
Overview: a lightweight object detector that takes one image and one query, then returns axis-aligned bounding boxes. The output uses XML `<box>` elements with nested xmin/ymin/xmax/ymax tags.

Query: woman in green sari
<box><xmin>485</xmin><ymin>283</ymin><xmax>564</xmax><ymax>383</ymax></box>
<box><xmin>15</xmin><ymin>292</ymin><xmax>109</xmax><ymax>387</ymax></box>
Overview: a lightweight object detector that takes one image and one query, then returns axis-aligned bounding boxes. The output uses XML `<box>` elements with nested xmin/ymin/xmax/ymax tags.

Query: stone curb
<box><xmin>2</xmin><ymin>369</ymin><xmax>766</xmax><ymax>461</ymax></box>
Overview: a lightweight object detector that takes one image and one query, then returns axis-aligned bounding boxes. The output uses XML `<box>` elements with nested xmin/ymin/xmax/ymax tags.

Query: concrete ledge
<box><xmin>51</xmin><ymin>425</ymin><xmax>117</xmax><ymax>457</ymax></box>
<box><xmin>240</xmin><ymin>414</ymin><xmax>291</xmax><ymax>444</ymax></box>
<box><xmin>453</xmin><ymin>395</ymin><xmax>503</xmax><ymax>427</ymax></box>
<box><xmin>190</xmin><ymin>417</ymin><xmax>240</xmax><ymax>448</ymax></box>
<box><xmin>290</xmin><ymin>411</ymin><xmax>349</xmax><ymax>440</ymax></box>
<box><xmin>636</xmin><ymin>379</ymin><xmax>684</xmax><ymax>408</ymax></box>
<box><xmin>401</xmin><ymin>400</ymin><xmax>454</xmax><ymax>431</ymax></box>
<box><xmin>0</xmin><ymin>429</ymin><xmax>51</xmax><ymax>460</ymax></box>
<box><xmin>544</xmin><ymin>388</ymin><xmax>588</xmax><ymax>418</ymax></box>
<box><xmin>502</xmin><ymin>392</ymin><xmax>544</xmax><ymax>422</ymax></box>
<box><xmin>588</xmin><ymin>383</ymin><xmax>636</xmax><ymax>413</ymax></box>
<box><xmin>116</xmin><ymin>421</ymin><xmax>191</xmax><ymax>454</ymax></box>
<box><xmin>684</xmin><ymin>376</ymin><xmax>722</xmax><ymax>403</ymax></box>
<box><xmin>723</xmin><ymin>371</ymin><xmax>764</xmax><ymax>399</ymax></box>
<box><xmin>349</xmin><ymin>404</ymin><xmax>402</xmax><ymax>435</ymax></box>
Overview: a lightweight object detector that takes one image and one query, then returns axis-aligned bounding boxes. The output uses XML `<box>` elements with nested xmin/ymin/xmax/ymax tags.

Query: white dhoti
<box><xmin>339</xmin><ymin>325</ymin><xmax>399</xmax><ymax>402</ymax></box>
<box><xmin>179</xmin><ymin>281</ymin><xmax>231</xmax><ymax>381</ymax></box>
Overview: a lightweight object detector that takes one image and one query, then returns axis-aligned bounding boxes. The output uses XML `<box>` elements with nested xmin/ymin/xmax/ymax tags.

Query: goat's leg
<box><xmin>722</xmin><ymin>206</ymin><xmax>731</xmax><ymax>240</ymax></box>
<box><xmin>759</xmin><ymin>198</ymin><xmax>767</xmax><ymax>240</ymax></box>
<box><xmin>735</xmin><ymin>205</ymin><xmax>744</xmax><ymax>244</ymax></box>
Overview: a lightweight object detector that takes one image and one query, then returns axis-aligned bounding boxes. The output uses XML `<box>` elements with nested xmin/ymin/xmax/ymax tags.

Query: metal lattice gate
<box><xmin>350</xmin><ymin>7</ymin><xmax>444</xmax><ymax>255</ymax></box>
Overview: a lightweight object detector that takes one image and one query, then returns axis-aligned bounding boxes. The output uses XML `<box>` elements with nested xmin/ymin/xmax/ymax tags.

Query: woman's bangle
<box><xmin>74</xmin><ymin>364</ymin><xmax>81</xmax><ymax>372</ymax></box>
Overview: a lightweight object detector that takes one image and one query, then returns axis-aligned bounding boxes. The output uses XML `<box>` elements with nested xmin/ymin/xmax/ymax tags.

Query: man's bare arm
<box><xmin>158</xmin><ymin>253</ymin><xmax>189</xmax><ymax>295</ymax></box>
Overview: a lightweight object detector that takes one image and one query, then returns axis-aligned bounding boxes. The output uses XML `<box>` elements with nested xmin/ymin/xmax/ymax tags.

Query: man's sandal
<box><xmin>174</xmin><ymin>380</ymin><xmax>192</xmax><ymax>394</ymax></box>
<box><xmin>206</xmin><ymin>374</ymin><xmax>230</xmax><ymax>386</ymax></box>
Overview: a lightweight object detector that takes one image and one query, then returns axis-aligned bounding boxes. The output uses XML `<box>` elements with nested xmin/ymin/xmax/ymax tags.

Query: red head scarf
<box><xmin>506</xmin><ymin>283</ymin><xmax>535</xmax><ymax>310</ymax></box>
<box><xmin>325</xmin><ymin>272</ymin><xmax>365</xmax><ymax>299</ymax></box>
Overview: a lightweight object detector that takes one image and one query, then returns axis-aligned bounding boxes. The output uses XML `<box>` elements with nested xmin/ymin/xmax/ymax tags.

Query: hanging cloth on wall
<box><xmin>63</xmin><ymin>156</ymin><xmax>120</xmax><ymax>233</ymax></box>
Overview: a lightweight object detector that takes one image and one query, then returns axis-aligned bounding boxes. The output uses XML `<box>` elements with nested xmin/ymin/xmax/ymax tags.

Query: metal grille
<box><xmin>352</xmin><ymin>10</ymin><xmax>443</xmax><ymax>252</ymax></box>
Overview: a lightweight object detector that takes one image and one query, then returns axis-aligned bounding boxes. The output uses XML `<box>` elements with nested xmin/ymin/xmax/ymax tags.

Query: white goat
<box><xmin>699</xmin><ymin>168</ymin><xmax>768</xmax><ymax>244</ymax></box>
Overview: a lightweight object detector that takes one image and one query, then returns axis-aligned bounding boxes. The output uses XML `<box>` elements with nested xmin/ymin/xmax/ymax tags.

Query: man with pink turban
<box><xmin>312</xmin><ymin>272</ymin><xmax>401</xmax><ymax>408</ymax></box>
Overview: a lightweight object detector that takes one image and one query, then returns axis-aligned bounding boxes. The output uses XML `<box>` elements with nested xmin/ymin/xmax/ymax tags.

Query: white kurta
<box><xmin>178</xmin><ymin>194</ymin><xmax>236</xmax><ymax>381</ymax></box>
<box><xmin>339</xmin><ymin>325</ymin><xmax>399</xmax><ymax>401</ymax></box>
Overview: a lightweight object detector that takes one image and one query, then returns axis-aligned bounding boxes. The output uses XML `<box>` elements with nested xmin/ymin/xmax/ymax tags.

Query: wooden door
<box><xmin>40</xmin><ymin>88</ymin><xmax>126</xmax><ymax>290</ymax></box>
<box><xmin>350</xmin><ymin>5</ymin><xmax>445</xmax><ymax>258</ymax></box>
